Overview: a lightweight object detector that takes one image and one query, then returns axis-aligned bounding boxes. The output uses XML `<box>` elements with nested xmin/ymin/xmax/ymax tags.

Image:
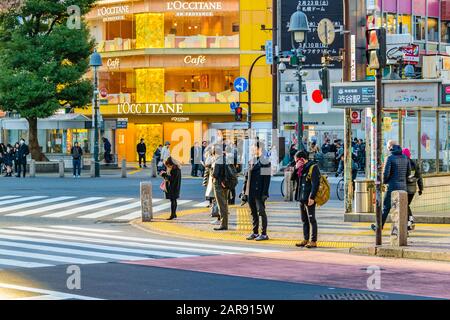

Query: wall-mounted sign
<box><xmin>171</xmin><ymin>117</ymin><xmax>190</xmax><ymax>122</ymax></box>
<box><xmin>106</xmin><ymin>58</ymin><xmax>120</xmax><ymax>69</ymax></box>
<box><xmin>117</xmin><ymin>118</ymin><xmax>128</xmax><ymax>129</ymax></box>
<box><xmin>184</xmin><ymin>55</ymin><xmax>207</xmax><ymax>66</ymax></box>
<box><xmin>331</xmin><ymin>83</ymin><xmax>376</xmax><ymax>109</ymax></box>
<box><xmin>97</xmin><ymin>5</ymin><xmax>129</xmax><ymax>21</ymax></box>
<box><xmin>167</xmin><ymin>1</ymin><xmax>223</xmax><ymax>17</ymax></box>
<box><xmin>118</xmin><ymin>103</ymin><xmax>184</xmax><ymax>115</ymax></box>
<box><xmin>401</xmin><ymin>44</ymin><xmax>420</xmax><ymax>65</ymax></box>
<box><xmin>351</xmin><ymin>110</ymin><xmax>361</xmax><ymax>124</ymax></box>
<box><xmin>383</xmin><ymin>82</ymin><xmax>439</xmax><ymax>108</ymax></box>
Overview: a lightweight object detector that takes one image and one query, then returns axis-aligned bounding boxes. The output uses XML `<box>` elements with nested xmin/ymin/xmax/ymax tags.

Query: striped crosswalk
<box><xmin>0</xmin><ymin>195</ymin><xmax>202</xmax><ymax>221</ymax></box>
<box><xmin>0</xmin><ymin>225</ymin><xmax>277</xmax><ymax>271</ymax></box>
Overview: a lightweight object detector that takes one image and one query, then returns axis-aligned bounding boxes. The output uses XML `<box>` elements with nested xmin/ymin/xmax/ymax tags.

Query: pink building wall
<box><xmin>381</xmin><ymin>0</ymin><xmax>439</xmax><ymax>17</ymax></box>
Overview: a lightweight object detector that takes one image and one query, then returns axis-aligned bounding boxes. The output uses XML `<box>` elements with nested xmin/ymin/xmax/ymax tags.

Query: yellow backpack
<box><xmin>307</xmin><ymin>164</ymin><xmax>331</xmax><ymax>207</ymax></box>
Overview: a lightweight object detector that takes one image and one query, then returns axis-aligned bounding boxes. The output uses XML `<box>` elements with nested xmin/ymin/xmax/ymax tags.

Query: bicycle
<box><xmin>336</xmin><ymin>176</ymin><xmax>345</xmax><ymax>201</ymax></box>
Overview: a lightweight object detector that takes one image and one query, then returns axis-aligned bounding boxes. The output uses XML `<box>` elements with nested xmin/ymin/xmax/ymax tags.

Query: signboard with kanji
<box><xmin>331</xmin><ymin>83</ymin><xmax>376</xmax><ymax>109</ymax></box>
<box><xmin>281</xmin><ymin>0</ymin><xmax>343</xmax><ymax>69</ymax></box>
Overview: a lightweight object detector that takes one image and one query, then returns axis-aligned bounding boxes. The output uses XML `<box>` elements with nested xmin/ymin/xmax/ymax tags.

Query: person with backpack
<box><xmin>402</xmin><ymin>148</ymin><xmax>423</xmax><ymax>231</ymax></box>
<box><xmin>212</xmin><ymin>144</ymin><xmax>237</xmax><ymax>231</ymax></box>
<box><xmin>241</xmin><ymin>142</ymin><xmax>271</xmax><ymax>241</ymax></box>
<box><xmin>291</xmin><ymin>150</ymin><xmax>323</xmax><ymax>249</ymax></box>
<box><xmin>71</xmin><ymin>142</ymin><xmax>83</xmax><ymax>178</ymax></box>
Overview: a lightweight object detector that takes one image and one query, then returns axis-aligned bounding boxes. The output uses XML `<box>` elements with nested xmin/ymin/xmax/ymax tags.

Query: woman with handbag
<box><xmin>160</xmin><ymin>157</ymin><xmax>182</xmax><ymax>221</ymax></box>
<box><xmin>402</xmin><ymin>148</ymin><xmax>424</xmax><ymax>231</ymax></box>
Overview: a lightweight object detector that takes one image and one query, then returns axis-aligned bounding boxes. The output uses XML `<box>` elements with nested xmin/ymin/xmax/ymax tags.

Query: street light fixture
<box><xmin>89</xmin><ymin>49</ymin><xmax>102</xmax><ymax>178</ymax></box>
<box><xmin>288</xmin><ymin>2</ymin><xmax>309</xmax><ymax>151</ymax></box>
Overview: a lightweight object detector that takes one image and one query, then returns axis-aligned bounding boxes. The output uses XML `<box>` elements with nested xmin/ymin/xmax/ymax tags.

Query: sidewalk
<box><xmin>135</xmin><ymin>200</ymin><xmax>450</xmax><ymax>262</ymax></box>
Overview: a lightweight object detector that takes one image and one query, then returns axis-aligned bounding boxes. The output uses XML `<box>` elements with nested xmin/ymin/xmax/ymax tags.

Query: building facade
<box><xmin>74</xmin><ymin>0</ymin><xmax>274</xmax><ymax>163</ymax></box>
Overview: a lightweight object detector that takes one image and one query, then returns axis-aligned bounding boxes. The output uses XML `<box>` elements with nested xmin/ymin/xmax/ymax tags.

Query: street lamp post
<box><xmin>288</xmin><ymin>3</ymin><xmax>310</xmax><ymax>151</ymax></box>
<box><xmin>90</xmin><ymin>50</ymin><xmax>102</xmax><ymax>178</ymax></box>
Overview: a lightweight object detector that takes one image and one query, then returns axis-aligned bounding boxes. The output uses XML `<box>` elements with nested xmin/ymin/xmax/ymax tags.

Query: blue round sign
<box><xmin>230</xmin><ymin>102</ymin><xmax>240</xmax><ymax>111</ymax></box>
<box><xmin>234</xmin><ymin>77</ymin><xmax>248</xmax><ymax>93</ymax></box>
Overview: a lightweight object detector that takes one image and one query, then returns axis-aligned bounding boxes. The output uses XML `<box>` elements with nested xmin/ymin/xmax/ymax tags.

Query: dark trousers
<box><xmin>300</xmin><ymin>202</ymin><xmax>317</xmax><ymax>242</ymax></box>
<box><xmin>191</xmin><ymin>163</ymin><xmax>199</xmax><ymax>176</ymax></box>
<box><xmin>382</xmin><ymin>190</ymin><xmax>393</xmax><ymax>228</ymax></box>
<box><xmin>407</xmin><ymin>193</ymin><xmax>415</xmax><ymax>221</ymax></box>
<box><xmin>170</xmin><ymin>198</ymin><xmax>177</xmax><ymax>218</ymax></box>
<box><xmin>248</xmin><ymin>197</ymin><xmax>267</xmax><ymax>235</ymax></box>
<box><xmin>138</xmin><ymin>154</ymin><xmax>146</xmax><ymax>166</ymax></box>
<box><xmin>228</xmin><ymin>187</ymin><xmax>236</xmax><ymax>205</ymax></box>
<box><xmin>16</xmin><ymin>161</ymin><xmax>26</xmax><ymax>177</ymax></box>
<box><xmin>73</xmin><ymin>159</ymin><xmax>81</xmax><ymax>176</ymax></box>
<box><xmin>213</xmin><ymin>183</ymin><xmax>229</xmax><ymax>228</ymax></box>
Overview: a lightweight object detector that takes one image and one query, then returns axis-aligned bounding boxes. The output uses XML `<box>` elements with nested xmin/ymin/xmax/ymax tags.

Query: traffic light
<box><xmin>366</xmin><ymin>28</ymin><xmax>386</xmax><ymax>70</ymax></box>
<box><xmin>235</xmin><ymin>106</ymin><xmax>243</xmax><ymax>121</ymax></box>
<box><xmin>319</xmin><ymin>67</ymin><xmax>330</xmax><ymax>100</ymax></box>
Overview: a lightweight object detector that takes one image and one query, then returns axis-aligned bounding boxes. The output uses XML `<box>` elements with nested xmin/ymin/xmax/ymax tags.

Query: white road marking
<box><xmin>194</xmin><ymin>201</ymin><xmax>210</xmax><ymax>207</ymax></box>
<box><xmin>48</xmin><ymin>226</ymin><xmax>122</xmax><ymax>233</ymax></box>
<box><xmin>0</xmin><ymin>283</ymin><xmax>101</xmax><ymax>300</ymax></box>
<box><xmin>77</xmin><ymin>198</ymin><xmax>165</xmax><ymax>219</ymax></box>
<box><xmin>4</xmin><ymin>197</ymin><xmax>75</xmax><ymax>215</ymax></box>
<box><xmin>0</xmin><ymin>196</ymin><xmax>21</xmax><ymax>200</ymax></box>
<box><xmin>0</xmin><ymin>258</ymin><xmax>53</xmax><ymax>268</ymax></box>
<box><xmin>8</xmin><ymin>197</ymin><xmax>104</xmax><ymax>217</ymax></box>
<box><xmin>0</xmin><ymin>196</ymin><xmax>47</xmax><ymax>206</ymax></box>
<box><xmin>0</xmin><ymin>248</ymin><xmax>104</xmax><ymax>265</ymax></box>
<box><xmin>42</xmin><ymin>198</ymin><xmax>133</xmax><ymax>218</ymax></box>
<box><xmin>114</xmin><ymin>200</ymin><xmax>192</xmax><ymax>221</ymax></box>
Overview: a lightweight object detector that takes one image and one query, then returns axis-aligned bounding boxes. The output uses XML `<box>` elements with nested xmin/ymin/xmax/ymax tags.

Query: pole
<box><xmin>297</xmin><ymin>63</ymin><xmax>304</xmax><ymax>151</ymax></box>
<box><xmin>272</xmin><ymin>0</ymin><xmax>278</xmax><ymax>130</ymax></box>
<box><xmin>248</xmin><ymin>54</ymin><xmax>266</xmax><ymax>129</ymax></box>
<box><xmin>343</xmin><ymin>0</ymin><xmax>353</xmax><ymax>213</ymax></box>
<box><xmin>398</xmin><ymin>110</ymin><xmax>403</xmax><ymax>147</ymax></box>
<box><xmin>93</xmin><ymin>66</ymin><xmax>100</xmax><ymax>178</ymax></box>
<box><xmin>436</xmin><ymin>111</ymin><xmax>440</xmax><ymax>174</ymax></box>
<box><xmin>375</xmin><ymin>68</ymin><xmax>383</xmax><ymax>246</ymax></box>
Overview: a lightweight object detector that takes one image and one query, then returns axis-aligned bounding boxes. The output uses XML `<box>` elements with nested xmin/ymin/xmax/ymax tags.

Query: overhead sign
<box><xmin>383</xmin><ymin>81</ymin><xmax>439</xmax><ymax>108</ymax></box>
<box><xmin>331</xmin><ymin>83</ymin><xmax>376</xmax><ymax>109</ymax></box>
<box><xmin>234</xmin><ymin>77</ymin><xmax>248</xmax><ymax>93</ymax></box>
<box><xmin>184</xmin><ymin>55</ymin><xmax>207</xmax><ymax>66</ymax></box>
<box><xmin>281</xmin><ymin>1</ymin><xmax>343</xmax><ymax>68</ymax></box>
<box><xmin>265</xmin><ymin>40</ymin><xmax>273</xmax><ymax>65</ymax></box>
<box><xmin>117</xmin><ymin>103</ymin><xmax>184</xmax><ymax>114</ymax></box>
<box><xmin>167</xmin><ymin>1</ymin><xmax>223</xmax><ymax>16</ymax></box>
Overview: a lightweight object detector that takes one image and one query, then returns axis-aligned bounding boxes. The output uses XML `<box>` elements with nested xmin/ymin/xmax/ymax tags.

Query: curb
<box><xmin>349</xmin><ymin>246</ymin><xmax>450</xmax><ymax>262</ymax></box>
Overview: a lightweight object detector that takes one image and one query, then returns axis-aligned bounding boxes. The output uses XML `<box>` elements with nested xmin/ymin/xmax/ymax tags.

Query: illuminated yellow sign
<box><xmin>117</xmin><ymin>103</ymin><xmax>184</xmax><ymax>115</ymax></box>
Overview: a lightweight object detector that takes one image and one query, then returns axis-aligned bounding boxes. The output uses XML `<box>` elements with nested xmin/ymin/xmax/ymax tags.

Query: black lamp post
<box><xmin>288</xmin><ymin>2</ymin><xmax>310</xmax><ymax>151</ymax></box>
<box><xmin>90</xmin><ymin>50</ymin><xmax>102</xmax><ymax>178</ymax></box>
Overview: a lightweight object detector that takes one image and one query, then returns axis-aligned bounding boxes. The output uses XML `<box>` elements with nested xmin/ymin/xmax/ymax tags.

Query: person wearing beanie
<box><xmin>402</xmin><ymin>148</ymin><xmax>424</xmax><ymax>231</ymax></box>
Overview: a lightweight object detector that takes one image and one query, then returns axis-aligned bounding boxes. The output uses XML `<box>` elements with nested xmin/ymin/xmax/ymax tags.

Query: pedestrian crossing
<box><xmin>0</xmin><ymin>225</ymin><xmax>277</xmax><ymax>271</ymax></box>
<box><xmin>0</xmin><ymin>195</ymin><xmax>200</xmax><ymax>221</ymax></box>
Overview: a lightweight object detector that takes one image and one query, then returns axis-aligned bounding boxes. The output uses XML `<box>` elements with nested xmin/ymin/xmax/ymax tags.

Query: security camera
<box><xmin>278</xmin><ymin>62</ymin><xmax>287</xmax><ymax>74</ymax></box>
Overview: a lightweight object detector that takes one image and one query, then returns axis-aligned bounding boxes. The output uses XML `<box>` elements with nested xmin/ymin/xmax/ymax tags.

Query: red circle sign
<box><xmin>352</xmin><ymin>111</ymin><xmax>359</xmax><ymax>119</ymax></box>
<box><xmin>100</xmin><ymin>88</ymin><xmax>108</xmax><ymax>98</ymax></box>
<box><xmin>312</xmin><ymin>90</ymin><xmax>323</xmax><ymax>104</ymax></box>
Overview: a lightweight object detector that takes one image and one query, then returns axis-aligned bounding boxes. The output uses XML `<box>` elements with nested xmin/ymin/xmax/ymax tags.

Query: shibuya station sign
<box><xmin>118</xmin><ymin>103</ymin><xmax>184</xmax><ymax>115</ymax></box>
<box><xmin>167</xmin><ymin>1</ymin><xmax>223</xmax><ymax>16</ymax></box>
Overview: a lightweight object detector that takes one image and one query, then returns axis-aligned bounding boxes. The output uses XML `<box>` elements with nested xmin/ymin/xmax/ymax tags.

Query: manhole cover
<box><xmin>318</xmin><ymin>293</ymin><xmax>388</xmax><ymax>300</ymax></box>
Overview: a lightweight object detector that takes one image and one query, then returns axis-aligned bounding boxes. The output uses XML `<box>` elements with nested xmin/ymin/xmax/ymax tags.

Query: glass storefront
<box><xmin>89</xmin><ymin>0</ymin><xmax>240</xmax><ymax>52</ymax></box>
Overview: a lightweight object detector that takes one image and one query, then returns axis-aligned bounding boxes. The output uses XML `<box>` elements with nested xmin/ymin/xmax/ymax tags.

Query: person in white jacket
<box><xmin>161</xmin><ymin>141</ymin><xmax>171</xmax><ymax>162</ymax></box>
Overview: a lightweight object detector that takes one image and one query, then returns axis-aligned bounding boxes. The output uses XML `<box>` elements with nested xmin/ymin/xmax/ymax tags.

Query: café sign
<box><xmin>118</xmin><ymin>103</ymin><xmax>184</xmax><ymax>115</ymax></box>
<box><xmin>184</xmin><ymin>55</ymin><xmax>207</xmax><ymax>66</ymax></box>
<box><xmin>167</xmin><ymin>1</ymin><xmax>223</xmax><ymax>16</ymax></box>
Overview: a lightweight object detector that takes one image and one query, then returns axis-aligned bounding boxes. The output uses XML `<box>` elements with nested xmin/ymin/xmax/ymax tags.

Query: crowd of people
<box><xmin>0</xmin><ymin>139</ymin><xmax>30</xmax><ymax>178</ymax></box>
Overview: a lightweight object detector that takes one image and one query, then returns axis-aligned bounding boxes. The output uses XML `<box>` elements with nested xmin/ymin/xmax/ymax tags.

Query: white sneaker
<box><xmin>210</xmin><ymin>219</ymin><xmax>220</xmax><ymax>225</ymax></box>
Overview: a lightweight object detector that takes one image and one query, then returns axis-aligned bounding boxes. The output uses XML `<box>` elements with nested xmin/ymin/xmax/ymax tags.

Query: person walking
<box><xmin>71</xmin><ymin>142</ymin><xmax>83</xmax><ymax>178</ymax></box>
<box><xmin>291</xmin><ymin>150</ymin><xmax>321</xmax><ymax>249</ymax></box>
<box><xmin>154</xmin><ymin>144</ymin><xmax>163</xmax><ymax>173</ymax></box>
<box><xmin>371</xmin><ymin>140</ymin><xmax>411</xmax><ymax>231</ymax></box>
<box><xmin>16</xmin><ymin>139</ymin><xmax>29</xmax><ymax>178</ymax></box>
<box><xmin>160</xmin><ymin>157</ymin><xmax>182</xmax><ymax>221</ymax></box>
<box><xmin>212</xmin><ymin>144</ymin><xmax>230</xmax><ymax>231</ymax></box>
<box><xmin>403</xmin><ymin>148</ymin><xmax>423</xmax><ymax>231</ymax></box>
<box><xmin>136</xmin><ymin>139</ymin><xmax>147</xmax><ymax>168</ymax></box>
<box><xmin>102</xmin><ymin>137</ymin><xmax>112</xmax><ymax>164</ymax></box>
<box><xmin>242</xmin><ymin>142</ymin><xmax>271</xmax><ymax>241</ymax></box>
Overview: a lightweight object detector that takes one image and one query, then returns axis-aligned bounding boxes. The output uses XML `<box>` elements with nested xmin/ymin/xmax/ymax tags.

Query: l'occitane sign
<box><xmin>167</xmin><ymin>1</ymin><xmax>223</xmax><ymax>16</ymax></box>
<box><xmin>118</xmin><ymin>103</ymin><xmax>184</xmax><ymax>115</ymax></box>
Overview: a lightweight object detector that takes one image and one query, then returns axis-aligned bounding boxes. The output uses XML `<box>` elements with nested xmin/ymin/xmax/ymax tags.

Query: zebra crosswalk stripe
<box><xmin>42</xmin><ymin>198</ymin><xmax>133</xmax><ymax>218</ymax></box>
<box><xmin>78</xmin><ymin>199</ymin><xmax>162</xmax><ymax>219</ymax></box>
<box><xmin>114</xmin><ymin>200</ymin><xmax>192</xmax><ymax>220</ymax></box>
<box><xmin>1</xmin><ymin>197</ymin><xmax>75</xmax><ymax>215</ymax></box>
<box><xmin>0</xmin><ymin>196</ymin><xmax>48</xmax><ymax>206</ymax></box>
<box><xmin>0</xmin><ymin>258</ymin><xmax>53</xmax><ymax>268</ymax></box>
<box><xmin>0</xmin><ymin>248</ymin><xmax>104</xmax><ymax>265</ymax></box>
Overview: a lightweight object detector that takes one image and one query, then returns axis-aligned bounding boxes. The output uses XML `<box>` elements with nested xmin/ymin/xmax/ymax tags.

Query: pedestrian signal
<box><xmin>366</xmin><ymin>28</ymin><xmax>386</xmax><ymax>70</ymax></box>
<box><xmin>235</xmin><ymin>106</ymin><xmax>243</xmax><ymax>122</ymax></box>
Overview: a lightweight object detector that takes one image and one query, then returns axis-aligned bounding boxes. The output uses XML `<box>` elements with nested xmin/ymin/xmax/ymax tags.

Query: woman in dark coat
<box><xmin>160</xmin><ymin>157</ymin><xmax>182</xmax><ymax>220</ymax></box>
<box><xmin>3</xmin><ymin>145</ymin><xmax>14</xmax><ymax>177</ymax></box>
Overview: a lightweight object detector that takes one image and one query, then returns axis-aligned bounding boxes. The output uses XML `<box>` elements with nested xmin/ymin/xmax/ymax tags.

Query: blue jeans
<box><xmin>382</xmin><ymin>190</ymin><xmax>392</xmax><ymax>228</ymax></box>
<box><xmin>73</xmin><ymin>159</ymin><xmax>81</xmax><ymax>176</ymax></box>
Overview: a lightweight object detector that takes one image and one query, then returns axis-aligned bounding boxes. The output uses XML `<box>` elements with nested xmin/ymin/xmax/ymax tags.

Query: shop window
<box><xmin>427</xmin><ymin>18</ymin><xmax>439</xmax><ymax>42</ymax></box>
<box><xmin>399</xmin><ymin>14</ymin><xmax>411</xmax><ymax>34</ymax></box>
<box><xmin>98</xmin><ymin>70</ymin><xmax>135</xmax><ymax>104</ymax></box>
<box><xmin>383</xmin><ymin>13</ymin><xmax>397</xmax><ymax>35</ymax></box>
<box><xmin>442</xmin><ymin>22</ymin><xmax>450</xmax><ymax>43</ymax></box>
<box><xmin>414</xmin><ymin>16</ymin><xmax>426</xmax><ymax>41</ymax></box>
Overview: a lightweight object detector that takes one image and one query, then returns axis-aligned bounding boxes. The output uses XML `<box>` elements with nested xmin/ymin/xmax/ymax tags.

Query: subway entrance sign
<box><xmin>331</xmin><ymin>82</ymin><xmax>376</xmax><ymax>109</ymax></box>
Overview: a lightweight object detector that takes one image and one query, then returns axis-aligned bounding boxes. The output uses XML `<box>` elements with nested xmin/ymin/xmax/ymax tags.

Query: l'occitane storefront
<box><xmin>77</xmin><ymin>0</ymin><xmax>273</xmax><ymax>163</ymax></box>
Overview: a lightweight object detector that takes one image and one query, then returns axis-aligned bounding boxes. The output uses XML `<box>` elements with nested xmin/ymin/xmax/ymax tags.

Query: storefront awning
<box><xmin>0</xmin><ymin>114</ymin><xmax>91</xmax><ymax>130</ymax></box>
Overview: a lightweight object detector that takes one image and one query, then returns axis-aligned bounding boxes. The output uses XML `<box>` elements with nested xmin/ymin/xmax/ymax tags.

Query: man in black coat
<box><xmin>16</xmin><ymin>139</ymin><xmax>29</xmax><ymax>178</ymax></box>
<box><xmin>137</xmin><ymin>139</ymin><xmax>147</xmax><ymax>168</ymax></box>
<box><xmin>242</xmin><ymin>142</ymin><xmax>271</xmax><ymax>241</ymax></box>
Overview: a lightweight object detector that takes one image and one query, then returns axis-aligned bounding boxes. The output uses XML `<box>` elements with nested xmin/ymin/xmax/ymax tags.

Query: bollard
<box><xmin>30</xmin><ymin>160</ymin><xmax>36</xmax><ymax>178</ymax></box>
<box><xmin>141</xmin><ymin>181</ymin><xmax>153</xmax><ymax>222</ymax></box>
<box><xmin>59</xmin><ymin>160</ymin><xmax>65</xmax><ymax>178</ymax></box>
<box><xmin>90</xmin><ymin>158</ymin><xmax>95</xmax><ymax>178</ymax></box>
<box><xmin>121</xmin><ymin>159</ymin><xmax>127</xmax><ymax>178</ymax></box>
<box><xmin>151</xmin><ymin>158</ymin><xmax>157</xmax><ymax>178</ymax></box>
<box><xmin>390</xmin><ymin>190</ymin><xmax>408</xmax><ymax>246</ymax></box>
<box><xmin>283</xmin><ymin>169</ymin><xmax>293</xmax><ymax>201</ymax></box>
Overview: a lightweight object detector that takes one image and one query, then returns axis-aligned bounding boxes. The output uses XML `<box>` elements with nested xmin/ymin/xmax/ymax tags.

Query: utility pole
<box><xmin>272</xmin><ymin>0</ymin><xmax>278</xmax><ymax>130</ymax></box>
<box><xmin>375</xmin><ymin>68</ymin><xmax>383</xmax><ymax>246</ymax></box>
<box><xmin>343</xmin><ymin>0</ymin><xmax>353</xmax><ymax>213</ymax></box>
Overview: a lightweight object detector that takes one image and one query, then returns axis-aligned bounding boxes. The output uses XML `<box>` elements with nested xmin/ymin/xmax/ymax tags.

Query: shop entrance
<box><xmin>135</xmin><ymin>124</ymin><xmax>163</xmax><ymax>162</ymax></box>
